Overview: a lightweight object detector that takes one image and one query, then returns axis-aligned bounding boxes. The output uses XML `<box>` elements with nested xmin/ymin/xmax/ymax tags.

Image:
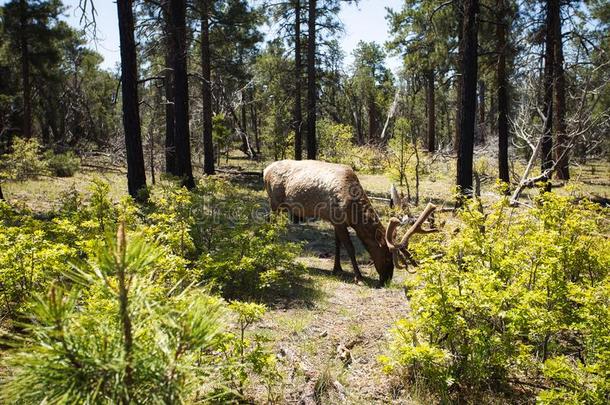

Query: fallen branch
<box><xmin>215</xmin><ymin>168</ymin><xmax>262</xmax><ymax>177</ymax></box>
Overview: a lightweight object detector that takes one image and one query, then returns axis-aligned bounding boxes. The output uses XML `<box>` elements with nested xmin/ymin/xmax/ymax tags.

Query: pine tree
<box><xmin>117</xmin><ymin>0</ymin><xmax>147</xmax><ymax>199</ymax></box>
<box><xmin>541</xmin><ymin>0</ymin><xmax>555</xmax><ymax>184</ymax></box>
<box><xmin>201</xmin><ymin>0</ymin><xmax>214</xmax><ymax>175</ymax></box>
<box><xmin>169</xmin><ymin>0</ymin><xmax>195</xmax><ymax>187</ymax></box>
<box><xmin>163</xmin><ymin>3</ymin><xmax>177</xmax><ymax>175</ymax></box>
<box><xmin>456</xmin><ymin>0</ymin><xmax>479</xmax><ymax>195</ymax></box>
<box><xmin>387</xmin><ymin>0</ymin><xmax>458</xmax><ymax>153</ymax></box>
<box><xmin>552</xmin><ymin>0</ymin><xmax>568</xmax><ymax>180</ymax></box>
<box><xmin>2</xmin><ymin>0</ymin><xmax>69</xmax><ymax>139</ymax></box>
<box><xmin>495</xmin><ymin>0</ymin><xmax>511</xmax><ymax>184</ymax></box>
<box><xmin>306</xmin><ymin>0</ymin><xmax>317</xmax><ymax>159</ymax></box>
<box><xmin>294</xmin><ymin>0</ymin><xmax>304</xmax><ymax>160</ymax></box>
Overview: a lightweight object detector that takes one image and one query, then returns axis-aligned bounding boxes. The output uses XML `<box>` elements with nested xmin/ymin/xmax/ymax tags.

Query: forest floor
<box><xmin>2</xmin><ymin>150</ymin><xmax>609</xmax><ymax>404</ymax></box>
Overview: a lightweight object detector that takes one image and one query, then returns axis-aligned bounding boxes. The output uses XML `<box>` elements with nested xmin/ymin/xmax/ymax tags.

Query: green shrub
<box><xmin>0</xmin><ymin>201</ymin><xmax>78</xmax><ymax>317</ymax></box>
<box><xmin>0</xmin><ymin>137</ymin><xmax>47</xmax><ymax>180</ymax></box>
<box><xmin>380</xmin><ymin>194</ymin><xmax>610</xmax><ymax>402</ymax></box>
<box><xmin>144</xmin><ymin>178</ymin><xmax>303</xmax><ymax>298</ymax></box>
<box><xmin>45</xmin><ymin>150</ymin><xmax>81</xmax><ymax>177</ymax></box>
<box><xmin>0</xmin><ymin>228</ymin><xmax>227</xmax><ymax>404</ymax></box>
<box><xmin>316</xmin><ymin>119</ymin><xmax>387</xmax><ymax>174</ymax></box>
<box><xmin>211</xmin><ymin>301</ymin><xmax>281</xmax><ymax>402</ymax></box>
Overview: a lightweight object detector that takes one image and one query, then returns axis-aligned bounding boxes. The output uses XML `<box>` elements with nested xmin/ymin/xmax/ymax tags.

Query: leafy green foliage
<box><xmin>387</xmin><ymin>117</ymin><xmax>416</xmax><ymax>186</ymax></box>
<box><xmin>316</xmin><ymin>119</ymin><xmax>387</xmax><ymax>174</ymax></box>
<box><xmin>142</xmin><ymin>178</ymin><xmax>303</xmax><ymax>298</ymax></box>
<box><xmin>0</xmin><ymin>177</ymin><xmax>301</xmax><ymax>316</ymax></box>
<box><xmin>381</xmin><ymin>194</ymin><xmax>610</xmax><ymax>402</ymax></box>
<box><xmin>45</xmin><ymin>150</ymin><xmax>80</xmax><ymax>177</ymax></box>
<box><xmin>211</xmin><ymin>301</ymin><xmax>281</xmax><ymax>402</ymax></box>
<box><xmin>0</xmin><ymin>137</ymin><xmax>47</xmax><ymax>180</ymax></box>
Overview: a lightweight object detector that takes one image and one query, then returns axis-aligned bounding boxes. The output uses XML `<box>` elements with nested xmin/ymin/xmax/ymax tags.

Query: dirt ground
<box><xmin>246</xmin><ymin>217</ymin><xmax>425</xmax><ymax>404</ymax></box>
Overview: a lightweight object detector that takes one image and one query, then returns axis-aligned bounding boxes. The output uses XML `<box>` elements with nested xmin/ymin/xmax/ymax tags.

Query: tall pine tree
<box><xmin>117</xmin><ymin>0</ymin><xmax>147</xmax><ymax>199</ymax></box>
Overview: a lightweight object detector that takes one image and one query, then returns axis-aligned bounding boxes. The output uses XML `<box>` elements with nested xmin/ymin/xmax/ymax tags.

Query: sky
<box><xmin>3</xmin><ymin>0</ymin><xmax>404</xmax><ymax>73</ymax></box>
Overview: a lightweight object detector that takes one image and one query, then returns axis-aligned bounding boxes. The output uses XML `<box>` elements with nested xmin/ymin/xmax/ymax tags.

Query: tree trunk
<box><xmin>368</xmin><ymin>96</ymin><xmax>377</xmax><ymax>142</ymax></box>
<box><xmin>426</xmin><ymin>69</ymin><xmax>436</xmax><ymax>152</ymax></box>
<box><xmin>163</xmin><ymin>6</ymin><xmax>176</xmax><ymax>175</ymax></box>
<box><xmin>355</xmin><ymin>107</ymin><xmax>363</xmax><ymax>145</ymax></box>
<box><xmin>306</xmin><ymin>0</ymin><xmax>317</xmax><ymax>159</ymax></box>
<box><xmin>170</xmin><ymin>0</ymin><xmax>195</xmax><ymax>188</ymax></box>
<box><xmin>117</xmin><ymin>0</ymin><xmax>147</xmax><ymax>200</ymax></box>
<box><xmin>541</xmin><ymin>0</ymin><xmax>555</xmax><ymax>183</ymax></box>
<box><xmin>250</xmin><ymin>88</ymin><xmax>261</xmax><ymax>155</ymax></box>
<box><xmin>201</xmin><ymin>0</ymin><xmax>215</xmax><ymax>175</ymax></box>
<box><xmin>19</xmin><ymin>0</ymin><xmax>31</xmax><ymax>138</ymax></box>
<box><xmin>454</xmin><ymin>8</ymin><xmax>464</xmax><ymax>153</ymax></box>
<box><xmin>496</xmin><ymin>0</ymin><xmax>510</xmax><ymax>184</ymax></box>
<box><xmin>294</xmin><ymin>0</ymin><xmax>303</xmax><ymax>160</ymax></box>
<box><xmin>456</xmin><ymin>0</ymin><xmax>478</xmax><ymax>196</ymax></box>
<box><xmin>478</xmin><ymin>79</ymin><xmax>485</xmax><ymax>144</ymax></box>
<box><xmin>237</xmin><ymin>97</ymin><xmax>255</xmax><ymax>158</ymax></box>
<box><xmin>552</xmin><ymin>0</ymin><xmax>568</xmax><ymax>180</ymax></box>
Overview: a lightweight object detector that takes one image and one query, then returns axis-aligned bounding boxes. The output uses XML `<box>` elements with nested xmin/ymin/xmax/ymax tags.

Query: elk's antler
<box><xmin>386</xmin><ymin>203</ymin><xmax>438</xmax><ymax>269</ymax></box>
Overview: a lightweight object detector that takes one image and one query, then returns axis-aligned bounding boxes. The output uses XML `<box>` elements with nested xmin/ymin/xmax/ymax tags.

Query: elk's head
<box><xmin>384</xmin><ymin>203</ymin><xmax>438</xmax><ymax>274</ymax></box>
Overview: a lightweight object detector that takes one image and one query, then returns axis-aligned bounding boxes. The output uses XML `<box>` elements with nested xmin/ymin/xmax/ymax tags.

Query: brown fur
<box><xmin>264</xmin><ymin>160</ymin><xmax>394</xmax><ymax>283</ymax></box>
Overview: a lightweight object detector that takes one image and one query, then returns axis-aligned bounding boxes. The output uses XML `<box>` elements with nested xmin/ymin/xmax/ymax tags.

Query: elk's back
<box><xmin>263</xmin><ymin>160</ymin><xmax>365</xmax><ymax>224</ymax></box>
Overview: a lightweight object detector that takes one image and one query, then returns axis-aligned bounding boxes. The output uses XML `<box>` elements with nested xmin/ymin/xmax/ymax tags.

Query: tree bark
<box><xmin>294</xmin><ymin>0</ymin><xmax>303</xmax><ymax>160</ymax></box>
<box><xmin>368</xmin><ymin>96</ymin><xmax>377</xmax><ymax>141</ymax></box>
<box><xmin>170</xmin><ymin>0</ymin><xmax>195</xmax><ymax>188</ymax></box>
<box><xmin>454</xmin><ymin>8</ymin><xmax>464</xmax><ymax>153</ymax></box>
<box><xmin>456</xmin><ymin>0</ymin><xmax>478</xmax><ymax>196</ymax></box>
<box><xmin>496</xmin><ymin>0</ymin><xmax>510</xmax><ymax>184</ymax></box>
<box><xmin>201</xmin><ymin>0</ymin><xmax>215</xmax><ymax>175</ymax></box>
<box><xmin>117</xmin><ymin>0</ymin><xmax>147</xmax><ymax>199</ymax></box>
<box><xmin>163</xmin><ymin>5</ymin><xmax>176</xmax><ymax>175</ymax></box>
<box><xmin>552</xmin><ymin>0</ymin><xmax>568</xmax><ymax>180</ymax></box>
<box><xmin>19</xmin><ymin>0</ymin><xmax>31</xmax><ymax>138</ymax></box>
<box><xmin>426</xmin><ymin>69</ymin><xmax>436</xmax><ymax>152</ymax></box>
<box><xmin>478</xmin><ymin>79</ymin><xmax>485</xmax><ymax>144</ymax></box>
<box><xmin>541</xmin><ymin>0</ymin><xmax>555</xmax><ymax>184</ymax></box>
<box><xmin>306</xmin><ymin>0</ymin><xmax>317</xmax><ymax>159</ymax></box>
<box><xmin>250</xmin><ymin>88</ymin><xmax>261</xmax><ymax>155</ymax></box>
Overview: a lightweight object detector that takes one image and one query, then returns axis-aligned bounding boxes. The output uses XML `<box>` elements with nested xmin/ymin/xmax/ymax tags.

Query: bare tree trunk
<box><xmin>426</xmin><ymin>69</ymin><xmax>436</xmax><ymax>152</ymax></box>
<box><xmin>541</xmin><ymin>0</ymin><xmax>555</xmax><ymax>186</ymax></box>
<box><xmin>170</xmin><ymin>0</ymin><xmax>195</xmax><ymax>188</ymax></box>
<box><xmin>294</xmin><ymin>0</ymin><xmax>303</xmax><ymax>160</ymax></box>
<box><xmin>200</xmin><ymin>0</ymin><xmax>214</xmax><ymax>175</ymax></box>
<box><xmin>478</xmin><ymin>79</ymin><xmax>485</xmax><ymax>144</ymax></box>
<box><xmin>19</xmin><ymin>0</ymin><xmax>31</xmax><ymax>139</ymax></box>
<box><xmin>456</xmin><ymin>0</ymin><xmax>478</xmax><ymax>196</ymax></box>
<box><xmin>496</xmin><ymin>0</ymin><xmax>510</xmax><ymax>184</ymax></box>
<box><xmin>355</xmin><ymin>107</ymin><xmax>363</xmax><ymax>145</ymax></box>
<box><xmin>163</xmin><ymin>5</ymin><xmax>176</xmax><ymax>175</ymax></box>
<box><xmin>454</xmin><ymin>9</ymin><xmax>464</xmax><ymax>153</ymax></box>
<box><xmin>552</xmin><ymin>0</ymin><xmax>569</xmax><ymax>180</ymax></box>
<box><xmin>249</xmin><ymin>88</ymin><xmax>261</xmax><ymax>155</ymax></box>
<box><xmin>368</xmin><ymin>96</ymin><xmax>378</xmax><ymax>141</ymax></box>
<box><xmin>117</xmin><ymin>0</ymin><xmax>147</xmax><ymax>200</ymax></box>
<box><xmin>306</xmin><ymin>0</ymin><xmax>317</xmax><ymax>159</ymax></box>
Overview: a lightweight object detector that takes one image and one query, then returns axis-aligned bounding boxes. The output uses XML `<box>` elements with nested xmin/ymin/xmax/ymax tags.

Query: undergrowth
<box><xmin>380</xmin><ymin>193</ymin><xmax>610</xmax><ymax>403</ymax></box>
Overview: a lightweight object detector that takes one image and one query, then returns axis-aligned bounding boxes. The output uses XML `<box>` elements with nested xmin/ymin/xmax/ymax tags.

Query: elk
<box><xmin>263</xmin><ymin>160</ymin><xmax>437</xmax><ymax>284</ymax></box>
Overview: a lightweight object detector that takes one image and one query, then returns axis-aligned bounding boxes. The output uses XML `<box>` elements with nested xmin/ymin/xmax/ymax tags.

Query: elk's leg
<box><xmin>333</xmin><ymin>227</ymin><xmax>343</xmax><ymax>274</ymax></box>
<box><xmin>335</xmin><ymin>225</ymin><xmax>363</xmax><ymax>281</ymax></box>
